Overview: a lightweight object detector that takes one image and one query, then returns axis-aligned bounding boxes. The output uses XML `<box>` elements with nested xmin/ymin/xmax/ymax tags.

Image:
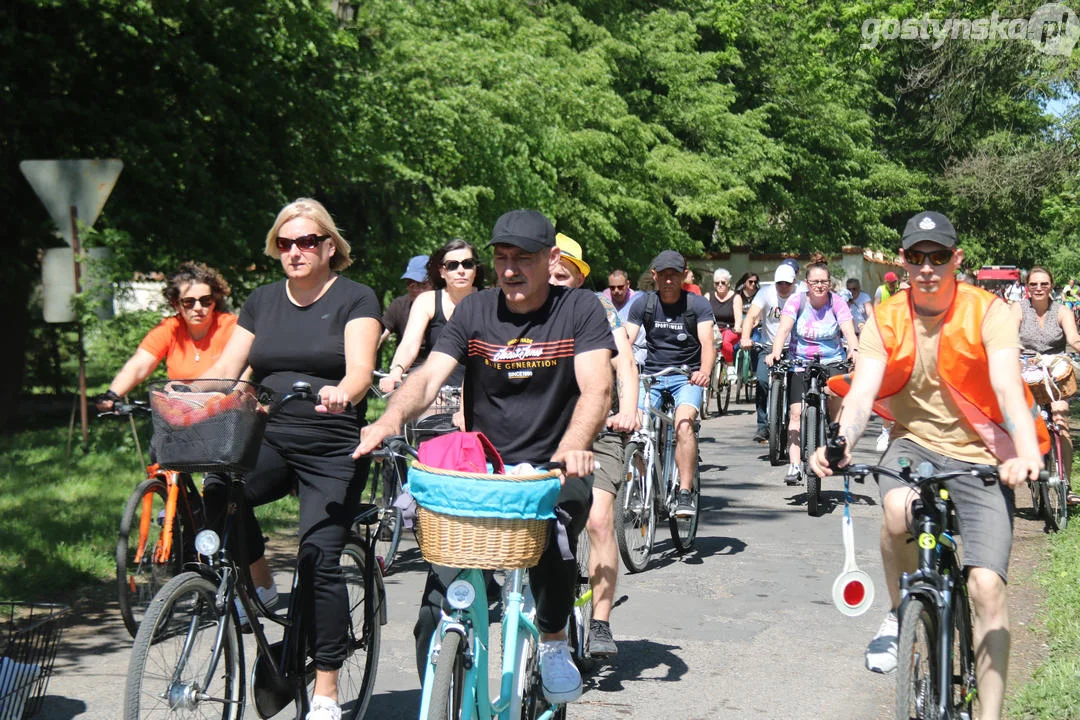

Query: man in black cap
<box><xmin>624</xmin><ymin>250</ymin><xmax>715</xmax><ymax>517</ymax></box>
<box><xmin>809</xmin><ymin>211</ymin><xmax>1044</xmax><ymax>720</ymax></box>
<box><xmin>356</xmin><ymin>209</ymin><xmax>616</xmax><ymax>705</ymax></box>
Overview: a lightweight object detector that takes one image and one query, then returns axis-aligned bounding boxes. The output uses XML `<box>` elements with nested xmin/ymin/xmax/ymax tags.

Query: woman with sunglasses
<box><xmin>1011</xmin><ymin>266</ymin><xmax>1080</xmax><ymax>505</ymax></box>
<box><xmin>203</xmin><ymin>198</ymin><xmax>382</xmax><ymax>720</ymax></box>
<box><xmin>95</xmin><ymin>261</ymin><xmax>236</xmax><ymax>410</ymax></box>
<box><xmin>732</xmin><ymin>272</ymin><xmax>760</xmax><ymax>332</ymax></box>
<box><xmin>706</xmin><ymin>268</ymin><xmax>740</xmax><ymax>380</ymax></box>
<box><xmin>378</xmin><ymin>238</ymin><xmax>483</xmax><ymax>395</ymax></box>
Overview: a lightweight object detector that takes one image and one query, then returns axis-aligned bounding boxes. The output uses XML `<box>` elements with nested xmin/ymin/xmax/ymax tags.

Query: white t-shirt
<box><xmin>846</xmin><ymin>291</ymin><xmax>872</xmax><ymax>327</ymax></box>
<box><xmin>750</xmin><ymin>284</ymin><xmax>796</xmax><ymax>343</ymax></box>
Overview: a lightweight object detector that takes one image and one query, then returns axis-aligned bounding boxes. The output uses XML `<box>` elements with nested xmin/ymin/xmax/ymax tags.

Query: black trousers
<box><xmin>205</xmin><ymin>423</ymin><xmax>368</xmax><ymax>671</ymax></box>
<box><xmin>412</xmin><ymin>474</ymin><xmax>592</xmax><ymax>679</ymax></box>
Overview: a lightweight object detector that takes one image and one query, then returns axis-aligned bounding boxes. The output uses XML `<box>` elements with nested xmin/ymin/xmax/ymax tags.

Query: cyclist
<box><xmin>378</xmin><ymin>255</ymin><xmax>430</xmax><ymax>351</ymax></box>
<box><xmin>549</xmin><ymin>233</ymin><xmax>639</xmax><ymax>657</ymax></box>
<box><xmin>765</xmin><ymin>262</ymin><xmax>857</xmax><ymax>485</ymax></box>
<box><xmin>705</xmin><ymin>268</ymin><xmax>740</xmax><ymax>384</ymax></box>
<box><xmin>874</xmin><ymin>271</ymin><xmax>899</xmax><ymax>306</ymax></box>
<box><xmin>604</xmin><ymin>268</ymin><xmax>646</xmax><ymax>368</ymax></box>
<box><xmin>741</xmin><ymin>263</ymin><xmax>799</xmax><ymax>443</ymax></box>
<box><xmin>1012</xmin><ymin>266</ymin><xmax>1080</xmax><ymax>504</ymax></box>
<box><xmin>203</xmin><ymin>198</ymin><xmax>382</xmax><ymax>720</ymax></box>
<box><xmin>378</xmin><ymin>239</ymin><xmax>483</xmax><ymax>395</ymax></box>
<box><xmin>624</xmin><ymin>250</ymin><xmax>715</xmax><ymax>518</ymax></box>
<box><xmin>810</xmin><ymin>211</ymin><xmax>1046</xmax><ymax>720</ymax></box>
<box><xmin>95</xmin><ymin>262</ymin><xmax>237</xmax><ymax>410</ymax></box>
<box><xmin>355</xmin><ymin>209</ymin><xmax>615</xmax><ymax>705</ymax></box>
<box><xmin>843</xmin><ymin>277</ymin><xmax>873</xmax><ymax>335</ymax></box>
<box><xmin>732</xmin><ymin>271</ymin><xmax>760</xmax><ymax>334</ymax></box>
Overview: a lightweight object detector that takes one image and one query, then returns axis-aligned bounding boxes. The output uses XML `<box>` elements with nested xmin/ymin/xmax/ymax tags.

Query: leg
<box><xmin>966</xmin><ymin>568</ymin><xmax>1010</xmax><ymax>720</ymax></box>
<box><xmin>673</xmin><ymin>404</ymin><xmax>698</xmax><ymax>492</ymax></box>
<box><xmin>755</xmin><ymin>352</ymin><xmax>770</xmax><ymax>436</ymax></box>
<box><xmin>587</xmin><ymin>433</ymin><xmax>623</xmax><ymax>632</ymax></box>
<box><xmin>787</xmin><ymin>401</ymin><xmax>802</xmax><ymax>467</ymax></box>
<box><xmin>1051</xmin><ymin>400</ymin><xmax>1073</xmax><ymax>486</ymax></box>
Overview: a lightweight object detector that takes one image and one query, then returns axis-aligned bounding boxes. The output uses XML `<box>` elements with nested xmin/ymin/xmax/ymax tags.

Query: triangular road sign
<box><xmin>19</xmin><ymin>159</ymin><xmax>123</xmax><ymax>245</ymax></box>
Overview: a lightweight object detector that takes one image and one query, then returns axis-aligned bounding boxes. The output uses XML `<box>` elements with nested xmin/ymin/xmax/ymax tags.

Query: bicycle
<box><xmin>406</xmin><ymin>447</ymin><xmax>577</xmax><ymax>720</ymax></box>
<box><xmin>101</xmin><ymin>400</ymin><xmax>208</xmax><ymax>638</ymax></box>
<box><xmin>1020</xmin><ymin>353</ymin><xmax>1076</xmax><ymax>531</ymax></box>
<box><xmin>766</xmin><ymin>352</ymin><xmax>793</xmax><ymax>467</ymax></box>
<box><xmin>829</xmin><ymin>450</ymin><xmax>1049</xmax><ymax>720</ymax></box>
<box><xmin>733</xmin><ymin>344</ymin><xmax>759</xmax><ymax>405</ymax></box>
<box><xmin>701</xmin><ymin>325</ymin><xmax>734</xmax><ymax>418</ymax></box>
<box><xmin>123</xmin><ymin>380</ymin><xmax>386</xmax><ymax>720</ymax></box>
<box><xmin>793</xmin><ymin>356</ymin><xmax>849</xmax><ymax>517</ymax></box>
<box><xmin>615</xmin><ymin>366</ymin><xmax>701</xmax><ymax>573</ymax></box>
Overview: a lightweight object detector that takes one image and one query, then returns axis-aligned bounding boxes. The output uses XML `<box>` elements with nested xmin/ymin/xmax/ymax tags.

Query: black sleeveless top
<box><xmin>709</xmin><ymin>292</ymin><xmax>736</xmax><ymax>328</ymax></box>
<box><xmin>426</xmin><ymin>290</ymin><xmax>465</xmax><ymax>386</ymax></box>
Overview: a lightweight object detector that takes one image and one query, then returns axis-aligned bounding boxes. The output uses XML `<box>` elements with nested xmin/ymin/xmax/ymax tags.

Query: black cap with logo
<box><xmin>902</xmin><ymin>211</ymin><xmax>957</xmax><ymax>250</ymax></box>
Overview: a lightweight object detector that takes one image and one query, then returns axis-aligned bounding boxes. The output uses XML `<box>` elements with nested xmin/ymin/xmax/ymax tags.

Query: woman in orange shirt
<box><xmin>95</xmin><ymin>262</ymin><xmax>237</xmax><ymax>409</ymax></box>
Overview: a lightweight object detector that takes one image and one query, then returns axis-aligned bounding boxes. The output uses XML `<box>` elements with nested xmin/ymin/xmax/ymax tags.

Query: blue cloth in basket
<box><xmin>407</xmin><ymin>465</ymin><xmax>561</xmax><ymax>520</ymax></box>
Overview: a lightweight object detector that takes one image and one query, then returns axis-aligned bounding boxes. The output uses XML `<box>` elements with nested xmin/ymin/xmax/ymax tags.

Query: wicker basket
<box><xmin>1023</xmin><ymin>356</ymin><xmax>1078</xmax><ymax>406</ymax></box>
<box><xmin>409</xmin><ymin>463</ymin><xmax>561</xmax><ymax>570</ymax></box>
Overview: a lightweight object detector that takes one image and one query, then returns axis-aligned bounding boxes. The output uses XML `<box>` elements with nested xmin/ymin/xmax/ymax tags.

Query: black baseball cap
<box><xmin>489</xmin><ymin>209</ymin><xmax>556</xmax><ymax>252</ymax></box>
<box><xmin>651</xmin><ymin>250</ymin><xmax>686</xmax><ymax>272</ymax></box>
<box><xmin>902</xmin><ymin>211</ymin><xmax>957</xmax><ymax>250</ymax></box>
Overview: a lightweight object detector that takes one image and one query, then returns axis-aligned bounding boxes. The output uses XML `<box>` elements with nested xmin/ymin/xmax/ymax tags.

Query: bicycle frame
<box><xmin>418</xmin><ymin>567</ymin><xmax>557</xmax><ymax>720</ymax></box>
<box><xmin>135</xmin><ymin>465</ymin><xmax>200</xmax><ymax>566</ymax></box>
<box><xmin>634</xmin><ymin>372</ymin><xmax>682</xmax><ymax>518</ymax></box>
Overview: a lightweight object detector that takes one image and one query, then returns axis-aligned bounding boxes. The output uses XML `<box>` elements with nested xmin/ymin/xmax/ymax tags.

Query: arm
<box><xmin>808</xmin><ymin>356</ymin><xmax>887</xmax><ymax>477</ymax></box>
<box><xmin>201</xmin><ymin>326</ymin><xmax>255</xmax><ymax>380</ymax></box>
<box><xmin>553</xmin><ymin>348</ymin><xmax>614</xmax><ymax>478</ymax></box>
<box><xmin>767</xmin><ymin>315</ymin><xmax>795</xmax><ymax>366</ymax></box>
<box><xmin>860</xmin><ymin>299</ymin><xmax>873</xmax><ymax>324</ymax></box>
<box><xmin>317</xmin><ymin>317</ymin><xmax>381</xmax><ymax>413</ymax></box>
<box><xmin>733</xmin><ymin>295</ymin><xmax>744</xmax><ymax>334</ymax></box>
<box><xmin>380</xmin><ymin>292</ymin><xmax>434</xmax><ymax>393</ymax></box>
<box><xmin>740</xmin><ymin>304</ymin><xmax>761</xmax><ymax>348</ymax></box>
<box><xmin>691</xmin><ymin>320</ymin><xmax>716</xmax><ymax>387</ymax></box>
<box><xmin>625</xmin><ymin>321</ymin><xmax>640</xmax><ymax>346</ymax></box>
<box><xmin>377</xmin><ymin>328</ymin><xmax>391</xmax><ymax>349</ymax></box>
<box><xmin>352</xmin><ymin>351</ymin><xmax>459</xmax><ymax>456</ymax></box>
<box><xmin>607</xmin><ymin>327</ymin><xmax>641</xmax><ymax>433</ymax></box>
<box><xmin>98</xmin><ymin>349</ymin><xmax>161</xmax><ymax>409</ymax></box>
<box><xmin>839</xmin><ymin>319</ymin><xmax>859</xmax><ymax>356</ymax></box>
<box><xmin>1060</xmin><ymin>306</ymin><xmax>1080</xmax><ymax>354</ymax></box>
<box><xmin>988</xmin><ymin>346</ymin><xmax>1044</xmax><ymax>486</ymax></box>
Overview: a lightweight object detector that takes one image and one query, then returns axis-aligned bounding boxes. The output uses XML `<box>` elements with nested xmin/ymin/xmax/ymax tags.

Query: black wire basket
<box><xmin>0</xmin><ymin>603</ymin><xmax>70</xmax><ymax>720</ymax></box>
<box><xmin>148</xmin><ymin>379</ymin><xmax>269</xmax><ymax>473</ymax></box>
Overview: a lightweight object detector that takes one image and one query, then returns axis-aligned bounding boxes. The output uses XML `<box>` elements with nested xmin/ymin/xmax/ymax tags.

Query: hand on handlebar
<box><xmin>606</xmin><ymin>409</ymin><xmax>641</xmax><ymax>434</ymax></box>
<box><xmin>353</xmin><ymin>422</ymin><xmax>398</xmax><ymax>459</ymax></box>
<box><xmin>550</xmin><ymin>449</ymin><xmax>594</xmax><ymax>482</ymax></box>
<box><xmin>378</xmin><ymin>375</ymin><xmax>401</xmax><ymax>395</ymax></box>
<box><xmin>316</xmin><ymin>384</ymin><xmax>351</xmax><ymax>414</ymax></box>
<box><xmin>764</xmin><ymin>351</ymin><xmax>779</xmax><ymax>368</ymax></box>
<box><xmin>689</xmin><ymin>369</ymin><xmax>710</xmax><ymax>387</ymax></box>
<box><xmin>739</xmin><ymin>336</ymin><xmax>753</xmax><ymax>350</ymax></box>
<box><xmin>998</xmin><ymin>456</ymin><xmax>1043</xmax><ymax>488</ymax></box>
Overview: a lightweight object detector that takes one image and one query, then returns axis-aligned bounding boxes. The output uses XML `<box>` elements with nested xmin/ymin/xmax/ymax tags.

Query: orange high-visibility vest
<box><xmin>828</xmin><ymin>283</ymin><xmax>1050</xmax><ymax>460</ymax></box>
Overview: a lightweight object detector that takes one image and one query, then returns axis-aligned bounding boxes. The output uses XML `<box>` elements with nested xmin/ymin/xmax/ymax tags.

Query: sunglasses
<box><xmin>608</xmin><ymin>284</ymin><xmax>627</xmax><ymax>291</ymax></box>
<box><xmin>745</xmin><ymin>279</ymin><xmax>759</xmax><ymax>284</ymax></box>
<box><xmin>179</xmin><ymin>295</ymin><xmax>215</xmax><ymax>310</ymax></box>
<box><xmin>904</xmin><ymin>248</ymin><xmax>953</xmax><ymax>267</ymax></box>
<box><xmin>442</xmin><ymin>259</ymin><xmax>477</xmax><ymax>272</ymax></box>
<box><xmin>276</xmin><ymin>234</ymin><xmax>329</xmax><ymax>252</ymax></box>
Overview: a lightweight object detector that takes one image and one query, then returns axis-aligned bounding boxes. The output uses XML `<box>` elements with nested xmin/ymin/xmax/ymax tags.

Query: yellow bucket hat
<box><xmin>555</xmin><ymin>233</ymin><xmax>591</xmax><ymax>279</ymax></box>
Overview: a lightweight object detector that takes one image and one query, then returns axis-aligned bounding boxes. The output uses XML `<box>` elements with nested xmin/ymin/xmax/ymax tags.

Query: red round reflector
<box><xmin>843</xmin><ymin>580</ymin><xmax>866</xmax><ymax>607</ymax></box>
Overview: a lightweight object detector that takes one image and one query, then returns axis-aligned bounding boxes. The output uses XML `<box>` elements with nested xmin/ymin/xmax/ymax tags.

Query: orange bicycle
<box><xmin>103</xmin><ymin>401</ymin><xmax>207</xmax><ymax>637</ymax></box>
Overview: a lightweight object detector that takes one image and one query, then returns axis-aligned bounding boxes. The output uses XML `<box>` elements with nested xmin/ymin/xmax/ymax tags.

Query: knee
<box><xmin>586</xmin><ymin>496</ymin><xmax>614</xmax><ymax>541</ymax></box>
<box><xmin>881</xmin><ymin>490</ymin><xmax>912</xmax><ymax>539</ymax></box>
<box><xmin>675</xmin><ymin>418</ymin><xmax>695</xmax><ymax>442</ymax></box>
<box><xmin>966</xmin><ymin>568</ymin><xmax>1007</xmax><ymax>616</ymax></box>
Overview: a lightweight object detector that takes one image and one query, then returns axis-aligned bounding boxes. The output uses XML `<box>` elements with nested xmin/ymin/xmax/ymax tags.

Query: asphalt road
<box><xmin>40</xmin><ymin>399</ymin><xmax>897</xmax><ymax>719</ymax></box>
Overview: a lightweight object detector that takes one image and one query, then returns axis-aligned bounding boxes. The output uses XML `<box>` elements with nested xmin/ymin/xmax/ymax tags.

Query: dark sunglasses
<box><xmin>745</xmin><ymin>279</ymin><xmax>759</xmax><ymax>284</ymax></box>
<box><xmin>608</xmin><ymin>284</ymin><xmax>627</xmax><ymax>291</ymax></box>
<box><xmin>276</xmin><ymin>234</ymin><xmax>329</xmax><ymax>252</ymax></box>
<box><xmin>179</xmin><ymin>295</ymin><xmax>215</xmax><ymax>310</ymax></box>
<box><xmin>904</xmin><ymin>248</ymin><xmax>953</xmax><ymax>267</ymax></box>
<box><xmin>442</xmin><ymin>259</ymin><xmax>476</xmax><ymax>272</ymax></box>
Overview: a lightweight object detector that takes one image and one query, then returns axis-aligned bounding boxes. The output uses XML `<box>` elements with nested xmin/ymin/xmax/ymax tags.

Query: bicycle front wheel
<box><xmin>614</xmin><ymin>442</ymin><xmax>655</xmax><ymax>573</ymax></box>
<box><xmin>896</xmin><ymin>597</ymin><xmax>939</xmax><ymax>720</ymax></box>
<box><xmin>124</xmin><ymin>571</ymin><xmax>243</xmax><ymax>720</ymax></box>
<box><xmin>668</xmin><ymin>458</ymin><xmax>700</xmax><ymax>552</ymax></box>
<box><xmin>117</xmin><ymin>478</ymin><xmax>185</xmax><ymax>638</ymax></box>
<box><xmin>336</xmin><ymin>544</ymin><xmax>381</xmax><ymax>720</ymax></box>
<box><xmin>372</xmin><ymin>459</ymin><xmax>404</xmax><ymax>571</ymax></box>
<box><xmin>717</xmin><ymin>361</ymin><xmax>732</xmax><ymax>416</ymax></box>
<box><xmin>950</xmin><ymin>581</ymin><xmax>978</xmax><ymax>718</ymax></box>
<box><xmin>569</xmin><ymin>527</ymin><xmax>593</xmax><ymax>670</ymax></box>
<box><xmin>1041</xmin><ymin>441</ymin><xmax>1068</xmax><ymax>532</ymax></box>
<box><xmin>767</xmin><ymin>378</ymin><xmax>787</xmax><ymax>466</ymax></box>
<box><xmin>802</xmin><ymin>404</ymin><xmax>821</xmax><ymax>517</ymax></box>
<box><xmin>426</xmin><ymin>630</ymin><xmax>467</xmax><ymax>720</ymax></box>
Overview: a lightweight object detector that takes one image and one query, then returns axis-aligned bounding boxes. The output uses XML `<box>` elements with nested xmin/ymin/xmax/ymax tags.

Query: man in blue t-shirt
<box><xmin>625</xmin><ymin>250</ymin><xmax>715</xmax><ymax>517</ymax></box>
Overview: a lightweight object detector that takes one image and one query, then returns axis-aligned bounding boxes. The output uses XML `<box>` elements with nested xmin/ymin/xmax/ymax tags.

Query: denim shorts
<box><xmin>878</xmin><ymin>438</ymin><xmax>1014</xmax><ymax>582</ymax></box>
<box><xmin>638</xmin><ymin>373</ymin><xmax>703</xmax><ymax>413</ymax></box>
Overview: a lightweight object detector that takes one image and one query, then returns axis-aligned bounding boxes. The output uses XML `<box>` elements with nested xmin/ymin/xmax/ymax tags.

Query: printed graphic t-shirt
<box><xmin>750</xmin><ymin>283</ymin><xmax>795</xmax><ymax>344</ymax></box>
<box><xmin>781</xmin><ymin>291</ymin><xmax>852</xmax><ymax>363</ymax></box>
<box><xmin>434</xmin><ymin>286</ymin><xmax>616</xmax><ymax>465</ymax></box>
<box><xmin>139</xmin><ymin>312</ymin><xmax>238</xmax><ymax>379</ymax></box>
<box><xmin>627</xmin><ymin>291</ymin><xmax>714</xmax><ymax>374</ymax></box>
<box><xmin>240</xmin><ymin>277</ymin><xmax>382</xmax><ymax>433</ymax></box>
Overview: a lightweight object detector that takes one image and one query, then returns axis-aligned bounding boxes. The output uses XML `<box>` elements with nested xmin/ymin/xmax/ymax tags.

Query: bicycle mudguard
<box><xmin>252</xmin><ymin>640</ymin><xmax>294</xmax><ymax>719</ymax></box>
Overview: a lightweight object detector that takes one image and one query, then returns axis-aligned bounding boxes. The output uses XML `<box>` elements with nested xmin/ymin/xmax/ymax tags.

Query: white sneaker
<box><xmin>235</xmin><ymin>584</ymin><xmax>279</xmax><ymax>626</ymax></box>
<box><xmin>865</xmin><ymin>611</ymin><xmax>898</xmax><ymax>674</ymax></box>
<box><xmin>306</xmin><ymin>694</ymin><xmax>341</xmax><ymax>720</ymax></box>
<box><xmin>875</xmin><ymin>425</ymin><xmax>890</xmax><ymax>453</ymax></box>
<box><xmin>538</xmin><ymin>640</ymin><xmax>582</xmax><ymax>704</ymax></box>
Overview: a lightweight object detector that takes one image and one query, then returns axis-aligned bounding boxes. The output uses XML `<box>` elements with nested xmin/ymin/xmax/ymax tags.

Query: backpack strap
<box><xmin>643</xmin><ymin>291</ymin><xmax>659</xmax><ymax>337</ymax></box>
<box><xmin>643</xmin><ymin>290</ymin><xmax>700</xmax><ymax>346</ymax></box>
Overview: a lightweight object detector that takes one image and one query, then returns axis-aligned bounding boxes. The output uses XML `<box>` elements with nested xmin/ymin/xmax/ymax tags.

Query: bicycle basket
<box><xmin>406</xmin><ymin>413</ymin><xmax>459</xmax><ymax>447</ymax></box>
<box><xmin>408</xmin><ymin>463</ymin><xmax>561</xmax><ymax>569</ymax></box>
<box><xmin>0</xmin><ymin>603</ymin><xmax>69</xmax><ymax>720</ymax></box>
<box><xmin>148</xmin><ymin>379</ymin><xmax>269</xmax><ymax>473</ymax></box>
<box><xmin>1022</xmin><ymin>356</ymin><xmax>1077</xmax><ymax>406</ymax></box>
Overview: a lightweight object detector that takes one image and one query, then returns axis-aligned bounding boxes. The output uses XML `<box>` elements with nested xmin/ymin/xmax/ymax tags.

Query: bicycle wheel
<box><xmin>569</xmin><ymin>527</ymin><xmax>594</xmax><ymax>670</ymax></box>
<box><xmin>802</xmin><ymin>404</ymin><xmax>821</xmax><ymax>517</ymax></box>
<box><xmin>426</xmin><ymin>630</ymin><xmax>467</xmax><ymax>720</ymax></box>
<box><xmin>372</xmin><ymin>459</ymin><xmax>404</xmax><ymax>572</ymax></box>
<box><xmin>896</xmin><ymin>597</ymin><xmax>939</xmax><ymax>720</ymax></box>
<box><xmin>767</xmin><ymin>377</ymin><xmax>787</xmax><ymax>466</ymax></box>
<box><xmin>717</xmin><ymin>361</ymin><xmax>732</xmax><ymax>416</ymax></box>
<box><xmin>117</xmin><ymin>478</ymin><xmax>185</xmax><ymax>638</ymax></box>
<box><xmin>336</xmin><ymin>544</ymin><xmax>381</xmax><ymax>720</ymax></box>
<box><xmin>1040</xmin><ymin>439</ymin><xmax>1068</xmax><ymax>532</ymax></box>
<box><xmin>949</xmin><ymin>582</ymin><xmax>978</xmax><ymax>718</ymax></box>
<box><xmin>614</xmin><ymin>442</ymin><xmax>655</xmax><ymax>573</ymax></box>
<box><xmin>701</xmin><ymin>361</ymin><xmax>716</xmax><ymax>420</ymax></box>
<box><xmin>668</xmin><ymin>457</ymin><xmax>700</xmax><ymax>552</ymax></box>
<box><xmin>124</xmin><ymin>571</ymin><xmax>243</xmax><ymax>719</ymax></box>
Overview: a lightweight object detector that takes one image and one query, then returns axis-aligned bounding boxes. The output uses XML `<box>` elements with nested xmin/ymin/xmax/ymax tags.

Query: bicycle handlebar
<box><xmin>97</xmin><ymin>401</ymin><xmax>152</xmax><ymax>419</ymax></box>
<box><xmin>640</xmin><ymin>365</ymin><xmax>693</xmax><ymax>382</ymax></box>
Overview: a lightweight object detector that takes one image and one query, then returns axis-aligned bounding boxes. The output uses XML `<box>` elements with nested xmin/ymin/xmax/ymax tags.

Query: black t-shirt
<box><xmin>627</xmin><ymin>291</ymin><xmax>714</xmax><ymax>373</ymax></box>
<box><xmin>382</xmin><ymin>294</ymin><xmax>412</xmax><ymax>343</ymax></box>
<box><xmin>240</xmin><ymin>277</ymin><xmax>382</xmax><ymax>433</ymax></box>
<box><xmin>433</xmin><ymin>286</ymin><xmax>617</xmax><ymax>465</ymax></box>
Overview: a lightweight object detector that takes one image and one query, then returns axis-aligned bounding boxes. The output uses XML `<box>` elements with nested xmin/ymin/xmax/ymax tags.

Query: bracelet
<box><xmin>390</xmin><ymin>364</ymin><xmax>404</xmax><ymax>374</ymax></box>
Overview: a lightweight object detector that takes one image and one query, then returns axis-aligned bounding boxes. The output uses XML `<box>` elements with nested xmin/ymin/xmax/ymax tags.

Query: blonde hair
<box><xmin>263</xmin><ymin>198</ymin><xmax>352</xmax><ymax>271</ymax></box>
